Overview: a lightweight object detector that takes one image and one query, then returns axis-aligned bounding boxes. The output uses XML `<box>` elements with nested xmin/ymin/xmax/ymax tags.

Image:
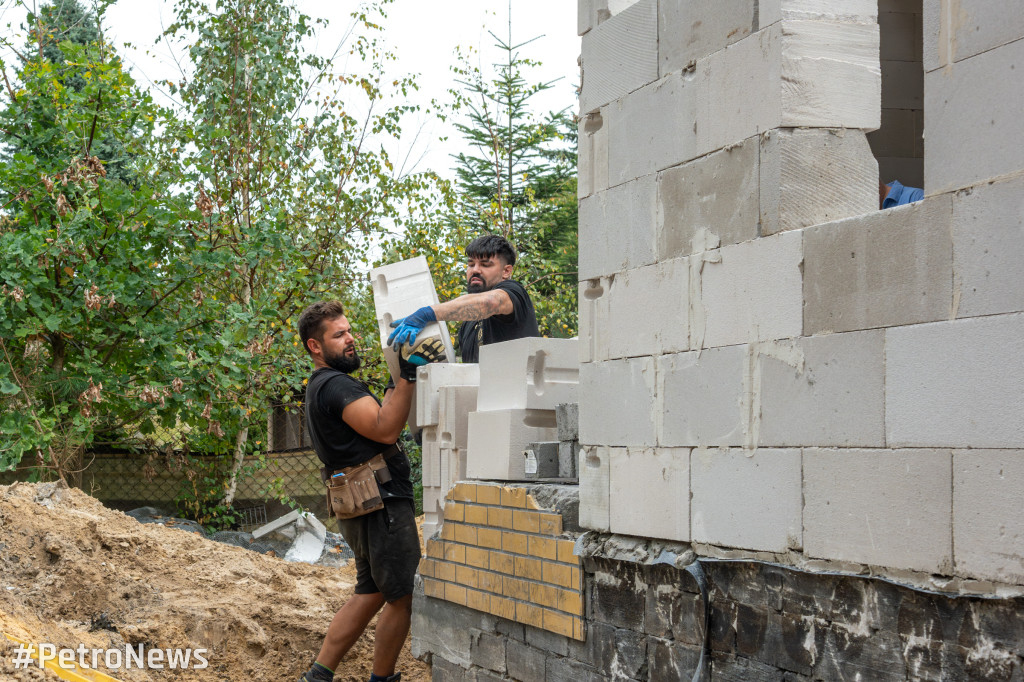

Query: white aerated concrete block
<box><xmin>657</xmin><ymin>346</ymin><xmax>747</xmax><ymax>448</ymax></box>
<box><xmin>579</xmin><ymin>358</ymin><xmax>657</xmax><ymax>447</ymax></box>
<box><xmin>439</xmin><ymin>445</ymin><xmax>466</xmax><ymax>494</ymax></box>
<box><xmin>607</xmin><ymin>0</ymin><xmax>642</xmax><ymax>15</ymax></box>
<box><xmin>700</xmin><ymin>230</ymin><xmax>803</xmax><ymax>348</ymax></box>
<box><xmin>578</xmin><ymin>112</ymin><xmax>609</xmax><ymax>199</ymax></box>
<box><xmin>604</xmin><ymin>72</ymin><xmax>705</xmax><ymax>187</ymax></box>
<box><xmin>760</xmin><ymin>128</ymin><xmax>879</xmax><ymax>236</ymax></box>
<box><xmin>477</xmin><ymin>338</ymin><xmax>579</xmax><ymax>412</ymax></box>
<box><xmin>421</xmin><ymin>426</ymin><xmax>440</xmax><ymax>488</ymax></box>
<box><xmin>953</xmin><ymin>450</ymin><xmax>1024</xmax><ymax>584</ymax></box>
<box><xmin>804</xmin><ymin>449</ymin><xmax>952</xmax><ymax>573</ymax></box>
<box><xmin>659</xmin><ymin>0</ymin><xmax>756</xmax><ymax>75</ymax></box>
<box><xmin>579</xmin><ymin>446</ymin><xmax>612</xmax><ymax>532</ymax></box>
<box><xmin>878</xmin><ymin>11</ymin><xmax>920</xmax><ymax>62</ymax></box>
<box><xmin>422</xmin><ymin>486</ymin><xmax>444</xmax><ymax>540</ymax></box>
<box><xmin>690</xmin><ymin>447</ymin><xmax>802</xmax><ymax>552</ymax></box>
<box><xmin>578</xmin><ymin>0</ymin><xmax>598</xmax><ymax>36</ymax></box>
<box><xmin>578</xmin><ymin>174</ymin><xmax>658</xmax><ymax>280</ymax></box>
<box><xmin>579</xmin><ymin>0</ymin><xmax>658</xmax><ymax>114</ymax></box>
<box><xmin>603</xmin><ymin>258</ymin><xmax>689</xmax><ymax>359</ymax></box>
<box><xmin>370</xmin><ymin>256</ymin><xmax>456</xmax><ymax>385</ymax></box>
<box><xmin>780</xmin><ymin>20</ymin><xmax>880</xmax><ymax>130</ymax></box>
<box><xmin>886</xmin><ymin>313</ymin><xmax>1024</xmax><ymax>449</ymax></box>
<box><xmin>578</xmin><ymin>277</ymin><xmax>610</xmax><ymax>363</ymax></box>
<box><xmin>704</xmin><ymin>20</ymin><xmax>879</xmax><ymax>154</ymax></box>
<box><xmin>465</xmin><ymin>409</ymin><xmax>558</xmax><ymax>481</ymax></box>
<box><xmin>953</xmin><ymin>175</ymin><xmax>1024</xmax><ymax>318</ymax></box>
<box><xmin>609</xmin><ymin>447</ymin><xmax>690</xmax><ymax>541</ymax></box>
<box><xmin>880</xmin><ymin>59</ymin><xmax>923</xmax><ymax>111</ymax></box>
<box><xmin>925</xmin><ymin>39</ymin><xmax>1024</xmax><ymax>194</ymax></box>
<box><xmin>802</xmin><ymin>195</ymin><xmax>953</xmax><ymax>334</ymax></box>
<box><xmin>760</xmin><ymin>0</ymin><xmax>878</xmax><ymax>26</ymax></box>
<box><xmin>757</xmin><ymin>331</ymin><xmax>885</xmax><ymax>447</ymax></box>
<box><xmin>657</xmin><ymin>136</ymin><xmax>759</xmax><ymax>259</ymax></box>
<box><xmin>924</xmin><ymin>0</ymin><xmax>1024</xmax><ymax>71</ymax></box>
<box><xmin>437</xmin><ymin>384</ymin><xmax>478</xmax><ymax>451</ymax></box>
<box><xmin>705</xmin><ymin>27</ymin><xmax>780</xmax><ymax>154</ymax></box>
<box><xmin>414</xmin><ymin>363</ymin><xmax>479</xmax><ymax>428</ymax></box>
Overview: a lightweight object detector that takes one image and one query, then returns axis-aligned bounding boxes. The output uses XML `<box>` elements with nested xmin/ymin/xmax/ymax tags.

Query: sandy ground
<box><xmin>0</xmin><ymin>482</ymin><xmax>430</xmax><ymax>681</ymax></box>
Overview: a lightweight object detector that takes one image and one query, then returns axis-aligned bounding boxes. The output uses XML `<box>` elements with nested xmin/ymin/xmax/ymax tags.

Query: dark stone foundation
<box><xmin>414</xmin><ymin>538</ymin><xmax>1024</xmax><ymax>681</ymax></box>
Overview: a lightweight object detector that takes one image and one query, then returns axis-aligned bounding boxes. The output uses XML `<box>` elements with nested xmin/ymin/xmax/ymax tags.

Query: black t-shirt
<box><xmin>458</xmin><ymin>279</ymin><xmax>540</xmax><ymax>363</ymax></box>
<box><xmin>304</xmin><ymin>367</ymin><xmax>413</xmax><ymax>499</ymax></box>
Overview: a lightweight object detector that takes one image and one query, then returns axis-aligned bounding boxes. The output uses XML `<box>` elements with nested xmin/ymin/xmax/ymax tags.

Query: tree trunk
<box><xmin>221</xmin><ymin>425</ymin><xmax>248</xmax><ymax>508</ymax></box>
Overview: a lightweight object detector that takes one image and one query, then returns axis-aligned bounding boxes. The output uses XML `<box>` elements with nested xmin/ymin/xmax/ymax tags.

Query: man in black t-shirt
<box><xmin>388</xmin><ymin>234</ymin><xmax>540</xmax><ymax>363</ymax></box>
<box><xmin>296</xmin><ymin>300</ymin><xmax>425</xmax><ymax>682</ymax></box>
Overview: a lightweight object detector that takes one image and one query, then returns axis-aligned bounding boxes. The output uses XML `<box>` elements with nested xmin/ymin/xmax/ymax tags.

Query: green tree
<box><xmin>157</xmin><ymin>0</ymin><xmax>441</xmax><ymax>516</ymax></box>
<box><xmin>401</xmin><ymin>22</ymin><xmax>579</xmax><ymax>341</ymax></box>
<box><xmin>0</xmin><ymin>4</ymin><xmax>192</xmax><ymax>476</ymax></box>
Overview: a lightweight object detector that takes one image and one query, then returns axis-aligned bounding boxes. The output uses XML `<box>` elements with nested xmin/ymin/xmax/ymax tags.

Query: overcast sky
<box><xmin>1</xmin><ymin>0</ymin><xmax>580</xmax><ymax>179</ymax></box>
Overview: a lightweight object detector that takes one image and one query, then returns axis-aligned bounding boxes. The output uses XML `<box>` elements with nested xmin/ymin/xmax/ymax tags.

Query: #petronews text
<box><xmin>11</xmin><ymin>642</ymin><xmax>209</xmax><ymax>670</ymax></box>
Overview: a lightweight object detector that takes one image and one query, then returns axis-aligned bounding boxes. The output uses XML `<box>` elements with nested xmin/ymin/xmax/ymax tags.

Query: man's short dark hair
<box><xmin>466</xmin><ymin>234</ymin><xmax>516</xmax><ymax>267</ymax></box>
<box><xmin>298</xmin><ymin>301</ymin><xmax>346</xmax><ymax>357</ymax></box>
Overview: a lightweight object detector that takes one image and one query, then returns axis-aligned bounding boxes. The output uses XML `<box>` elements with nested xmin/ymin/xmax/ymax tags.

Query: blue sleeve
<box><xmin>906</xmin><ymin>186</ymin><xmax>924</xmax><ymax>203</ymax></box>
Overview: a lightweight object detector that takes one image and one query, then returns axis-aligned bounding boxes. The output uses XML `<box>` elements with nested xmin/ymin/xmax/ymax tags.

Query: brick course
<box><xmin>420</xmin><ymin>482</ymin><xmax>586</xmax><ymax>640</ymax></box>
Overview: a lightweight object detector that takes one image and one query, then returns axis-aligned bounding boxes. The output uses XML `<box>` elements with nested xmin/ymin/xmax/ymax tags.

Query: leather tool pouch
<box><xmin>326</xmin><ymin>453</ymin><xmax>392</xmax><ymax>520</ymax></box>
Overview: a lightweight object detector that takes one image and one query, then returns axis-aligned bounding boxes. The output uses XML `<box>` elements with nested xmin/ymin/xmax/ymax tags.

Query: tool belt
<box><xmin>323</xmin><ymin>445</ymin><xmax>400</xmax><ymax>520</ymax></box>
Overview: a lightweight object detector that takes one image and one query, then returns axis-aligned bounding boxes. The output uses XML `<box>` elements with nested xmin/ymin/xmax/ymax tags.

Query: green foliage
<box><xmin>0</xmin><ymin>0</ymin><xmax>575</xmax><ymax>526</ymax></box>
<box><xmin>0</xmin><ymin>5</ymin><xmax>185</xmax><ymax>474</ymax></box>
<box><xmin>0</xmin><ymin>0</ymin><xmax>442</xmax><ymax>523</ymax></box>
<box><xmin>392</xmin><ymin>25</ymin><xmax>579</xmax><ymax>341</ymax></box>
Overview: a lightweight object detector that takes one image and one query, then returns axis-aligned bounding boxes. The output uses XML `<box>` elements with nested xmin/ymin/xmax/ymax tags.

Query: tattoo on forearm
<box><xmin>444</xmin><ymin>292</ymin><xmax>504</xmax><ymax>320</ymax></box>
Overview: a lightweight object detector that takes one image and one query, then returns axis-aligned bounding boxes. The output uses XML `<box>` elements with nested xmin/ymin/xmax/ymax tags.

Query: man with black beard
<box><xmin>388</xmin><ymin>234</ymin><xmax>540</xmax><ymax>362</ymax></box>
<box><xmin>297</xmin><ymin>300</ymin><xmax>433</xmax><ymax>682</ymax></box>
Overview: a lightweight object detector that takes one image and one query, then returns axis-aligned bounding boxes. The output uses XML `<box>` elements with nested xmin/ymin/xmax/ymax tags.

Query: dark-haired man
<box><xmin>388</xmin><ymin>234</ymin><xmax>540</xmax><ymax>362</ymax></box>
<box><xmin>296</xmin><ymin>300</ymin><xmax>436</xmax><ymax>682</ymax></box>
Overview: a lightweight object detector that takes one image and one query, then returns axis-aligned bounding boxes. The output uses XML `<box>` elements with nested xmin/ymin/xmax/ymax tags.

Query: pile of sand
<box><xmin>0</xmin><ymin>482</ymin><xmax>429</xmax><ymax>681</ymax></box>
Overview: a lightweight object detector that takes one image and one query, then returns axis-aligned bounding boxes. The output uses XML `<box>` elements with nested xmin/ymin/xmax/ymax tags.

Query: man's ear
<box><xmin>501</xmin><ymin>263</ymin><xmax>514</xmax><ymax>280</ymax></box>
<box><xmin>306</xmin><ymin>337</ymin><xmax>321</xmax><ymax>357</ymax></box>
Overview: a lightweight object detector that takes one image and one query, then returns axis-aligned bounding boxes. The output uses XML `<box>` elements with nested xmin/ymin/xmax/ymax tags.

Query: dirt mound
<box><xmin>0</xmin><ymin>482</ymin><xmax>429</xmax><ymax>681</ymax></box>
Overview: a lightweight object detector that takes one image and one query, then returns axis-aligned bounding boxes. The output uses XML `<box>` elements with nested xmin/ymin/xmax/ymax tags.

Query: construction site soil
<box><xmin>0</xmin><ymin>482</ymin><xmax>430</xmax><ymax>681</ymax></box>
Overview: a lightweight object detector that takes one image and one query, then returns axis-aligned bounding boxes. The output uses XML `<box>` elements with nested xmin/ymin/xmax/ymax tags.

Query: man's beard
<box><xmin>467</xmin><ymin>277</ymin><xmax>488</xmax><ymax>294</ymax></box>
<box><xmin>324</xmin><ymin>347</ymin><xmax>361</xmax><ymax>373</ymax></box>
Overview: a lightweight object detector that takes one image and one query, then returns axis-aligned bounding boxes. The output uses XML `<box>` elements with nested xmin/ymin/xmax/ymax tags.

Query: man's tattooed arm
<box><xmin>434</xmin><ymin>289</ymin><xmax>514</xmax><ymax>321</ymax></box>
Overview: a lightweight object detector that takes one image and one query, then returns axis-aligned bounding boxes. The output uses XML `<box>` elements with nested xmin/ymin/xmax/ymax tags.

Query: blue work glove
<box><xmin>387</xmin><ymin>305</ymin><xmax>436</xmax><ymax>349</ymax></box>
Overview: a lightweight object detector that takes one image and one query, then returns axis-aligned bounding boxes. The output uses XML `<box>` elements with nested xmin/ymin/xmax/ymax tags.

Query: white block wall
<box><xmin>569</xmin><ymin>0</ymin><xmax>1024</xmax><ymax>587</ymax></box>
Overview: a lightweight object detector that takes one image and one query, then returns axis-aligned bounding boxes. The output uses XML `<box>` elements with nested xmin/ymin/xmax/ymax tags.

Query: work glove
<box><xmin>387</xmin><ymin>305</ymin><xmax>437</xmax><ymax>350</ymax></box>
<box><xmin>397</xmin><ymin>336</ymin><xmax>446</xmax><ymax>382</ymax></box>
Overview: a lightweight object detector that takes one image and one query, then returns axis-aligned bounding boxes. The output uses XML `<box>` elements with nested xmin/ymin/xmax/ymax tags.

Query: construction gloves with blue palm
<box><xmin>387</xmin><ymin>306</ymin><xmax>436</xmax><ymax>350</ymax></box>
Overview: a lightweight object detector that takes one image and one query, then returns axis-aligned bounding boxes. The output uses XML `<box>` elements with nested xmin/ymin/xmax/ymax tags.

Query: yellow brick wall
<box><xmin>420</xmin><ymin>482</ymin><xmax>585</xmax><ymax>641</ymax></box>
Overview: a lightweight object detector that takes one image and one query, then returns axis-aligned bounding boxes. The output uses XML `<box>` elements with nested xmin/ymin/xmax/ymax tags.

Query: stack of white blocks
<box><xmin>465</xmin><ymin>337</ymin><xmax>579</xmax><ymax>481</ymax></box>
<box><xmin>576</xmin><ymin>0</ymin><xmax>1024</xmax><ymax>587</ymax></box>
<box><xmin>417</xmin><ymin>363</ymin><xmax>480</xmax><ymax>540</ymax></box>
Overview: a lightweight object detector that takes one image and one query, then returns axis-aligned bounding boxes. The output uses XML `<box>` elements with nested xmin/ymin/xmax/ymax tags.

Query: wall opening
<box><xmin>868</xmin><ymin>0</ymin><xmax>924</xmax><ymax>192</ymax></box>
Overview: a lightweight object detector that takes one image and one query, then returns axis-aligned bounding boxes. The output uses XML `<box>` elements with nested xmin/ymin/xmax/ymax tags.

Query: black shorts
<box><xmin>337</xmin><ymin>497</ymin><xmax>420</xmax><ymax>602</ymax></box>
